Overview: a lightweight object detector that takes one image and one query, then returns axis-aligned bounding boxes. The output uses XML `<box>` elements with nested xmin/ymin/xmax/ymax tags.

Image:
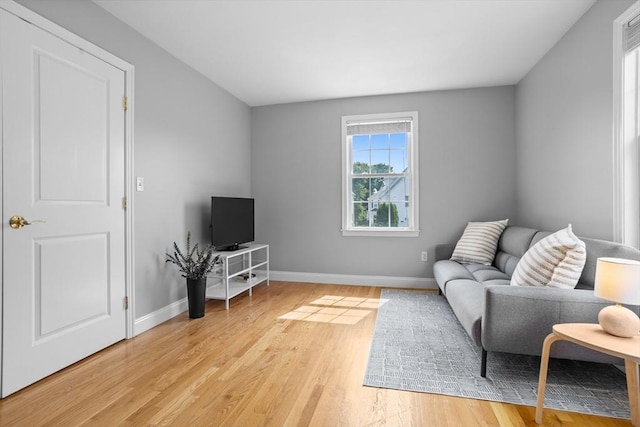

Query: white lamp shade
<box><xmin>594</xmin><ymin>257</ymin><xmax>640</xmax><ymax>305</ymax></box>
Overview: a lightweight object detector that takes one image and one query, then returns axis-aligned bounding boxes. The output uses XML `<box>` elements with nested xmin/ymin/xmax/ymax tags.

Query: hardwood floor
<box><xmin>0</xmin><ymin>282</ymin><xmax>632</xmax><ymax>426</ymax></box>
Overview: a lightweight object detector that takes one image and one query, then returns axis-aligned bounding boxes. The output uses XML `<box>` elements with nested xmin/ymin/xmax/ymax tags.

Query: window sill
<box><xmin>341</xmin><ymin>228</ymin><xmax>420</xmax><ymax>237</ymax></box>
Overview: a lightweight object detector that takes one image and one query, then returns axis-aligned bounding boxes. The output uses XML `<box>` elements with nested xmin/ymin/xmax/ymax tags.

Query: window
<box><xmin>341</xmin><ymin>111</ymin><xmax>419</xmax><ymax>237</ymax></box>
<box><xmin>614</xmin><ymin>3</ymin><xmax>640</xmax><ymax>249</ymax></box>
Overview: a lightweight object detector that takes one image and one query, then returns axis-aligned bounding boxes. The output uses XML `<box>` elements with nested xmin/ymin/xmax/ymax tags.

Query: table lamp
<box><xmin>593</xmin><ymin>257</ymin><xmax>640</xmax><ymax>338</ymax></box>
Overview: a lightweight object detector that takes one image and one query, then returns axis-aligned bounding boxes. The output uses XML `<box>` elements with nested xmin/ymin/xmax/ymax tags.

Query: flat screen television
<box><xmin>210</xmin><ymin>196</ymin><xmax>255</xmax><ymax>251</ymax></box>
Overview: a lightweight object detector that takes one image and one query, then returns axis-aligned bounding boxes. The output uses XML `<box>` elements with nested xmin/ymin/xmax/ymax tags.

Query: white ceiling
<box><xmin>93</xmin><ymin>0</ymin><xmax>597</xmax><ymax>107</ymax></box>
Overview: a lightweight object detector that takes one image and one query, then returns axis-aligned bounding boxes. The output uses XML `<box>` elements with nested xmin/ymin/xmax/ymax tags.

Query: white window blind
<box><xmin>625</xmin><ymin>14</ymin><xmax>640</xmax><ymax>52</ymax></box>
<box><xmin>346</xmin><ymin>119</ymin><xmax>412</xmax><ymax>136</ymax></box>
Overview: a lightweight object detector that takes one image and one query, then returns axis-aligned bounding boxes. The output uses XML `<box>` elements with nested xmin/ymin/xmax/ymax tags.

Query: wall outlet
<box><xmin>421</xmin><ymin>251</ymin><xmax>428</xmax><ymax>262</ymax></box>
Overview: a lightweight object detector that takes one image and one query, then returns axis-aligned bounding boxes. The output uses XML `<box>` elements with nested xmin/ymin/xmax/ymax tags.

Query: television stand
<box><xmin>205</xmin><ymin>244</ymin><xmax>269</xmax><ymax>310</ymax></box>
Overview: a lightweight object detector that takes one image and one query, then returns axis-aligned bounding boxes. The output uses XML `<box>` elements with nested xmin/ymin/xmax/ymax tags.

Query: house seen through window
<box><xmin>341</xmin><ymin>112</ymin><xmax>419</xmax><ymax>237</ymax></box>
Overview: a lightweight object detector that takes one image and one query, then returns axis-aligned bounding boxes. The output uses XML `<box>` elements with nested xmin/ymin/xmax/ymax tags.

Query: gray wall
<box><xmin>251</xmin><ymin>87</ymin><xmax>517</xmax><ymax>279</ymax></box>
<box><xmin>516</xmin><ymin>0</ymin><xmax>635</xmax><ymax>240</ymax></box>
<box><xmin>16</xmin><ymin>0</ymin><xmax>629</xmax><ymax>306</ymax></box>
<box><xmin>16</xmin><ymin>0</ymin><xmax>252</xmax><ymax>317</ymax></box>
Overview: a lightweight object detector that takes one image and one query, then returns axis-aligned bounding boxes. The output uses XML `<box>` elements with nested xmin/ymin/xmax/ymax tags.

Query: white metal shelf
<box><xmin>206</xmin><ymin>243</ymin><xmax>269</xmax><ymax>309</ymax></box>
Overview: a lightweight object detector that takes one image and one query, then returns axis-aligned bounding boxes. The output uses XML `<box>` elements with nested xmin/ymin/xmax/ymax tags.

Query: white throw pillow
<box><xmin>510</xmin><ymin>224</ymin><xmax>586</xmax><ymax>289</ymax></box>
<box><xmin>450</xmin><ymin>219</ymin><xmax>508</xmax><ymax>265</ymax></box>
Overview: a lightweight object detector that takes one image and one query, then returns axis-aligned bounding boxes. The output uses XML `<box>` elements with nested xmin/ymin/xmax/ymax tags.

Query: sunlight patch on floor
<box><xmin>278</xmin><ymin>295</ymin><xmax>388</xmax><ymax>324</ymax></box>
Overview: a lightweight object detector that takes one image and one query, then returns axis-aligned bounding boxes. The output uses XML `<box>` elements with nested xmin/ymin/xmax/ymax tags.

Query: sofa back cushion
<box><xmin>498</xmin><ymin>226</ymin><xmax>538</xmax><ymax>257</ymax></box>
<box><xmin>493</xmin><ymin>252</ymin><xmax>519</xmax><ymax>277</ymax></box>
<box><xmin>530</xmin><ymin>231</ymin><xmax>640</xmax><ymax>290</ymax></box>
<box><xmin>492</xmin><ymin>226</ymin><xmax>640</xmax><ymax>291</ymax></box>
<box><xmin>578</xmin><ymin>237</ymin><xmax>640</xmax><ymax>290</ymax></box>
<box><xmin>493</xmin><ymin>226</ymin><xmax>538</xmax><ymax>276</ymax></box>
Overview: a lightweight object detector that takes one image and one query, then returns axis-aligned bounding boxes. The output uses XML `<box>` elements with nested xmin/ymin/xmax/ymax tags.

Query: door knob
<box><xmin>9</xmin><ymin>215</ymin><xmax>46</xmax><ymax>229</ymax></box>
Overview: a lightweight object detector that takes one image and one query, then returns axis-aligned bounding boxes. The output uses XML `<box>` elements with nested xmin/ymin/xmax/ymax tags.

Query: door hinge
<box><xmin>122</xmin><ymin>196</ymin><xmax>128</xmax><ymax>211</ymax></box>
<box><xmin>123</xmin><ymin>296</ymin><xmax>129</xmax><ymax>310</ymax></box>
<box><xmin>123</xmin><ymin>96</ymin><xmax>129</xmax><ymax>111</ymax></box>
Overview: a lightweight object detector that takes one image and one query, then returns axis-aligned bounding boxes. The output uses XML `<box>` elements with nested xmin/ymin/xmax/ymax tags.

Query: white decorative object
<box><xmin>594</xmin><ymin>257</ymin><xmax>640</xmax><ymax>338</ymax></box>
<box><xmin>510</xmin><ymin>225</ymin><xmax>586</xmax><ymax>289</ymax></box>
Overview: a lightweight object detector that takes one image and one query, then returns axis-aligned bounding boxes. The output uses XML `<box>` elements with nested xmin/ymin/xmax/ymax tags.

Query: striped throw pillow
<box><xmin>510</xmin><ymin>225</ymin><xmax>586</xmax><ymax>289</ymax></box>
<box><xmin>450</xmin><ymin>219</ymin><xmax>508</xmax><ymax>265</ymax></box>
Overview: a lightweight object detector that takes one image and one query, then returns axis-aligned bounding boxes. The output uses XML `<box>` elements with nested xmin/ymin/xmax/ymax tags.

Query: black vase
<box><xmin>186</xmin><ymin>277</ymin><xmax>207</xmax><ymax>319</ymax></box>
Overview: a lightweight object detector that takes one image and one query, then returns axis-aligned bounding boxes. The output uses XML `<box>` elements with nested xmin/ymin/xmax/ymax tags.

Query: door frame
<box><xmin>0</xmin><ymin>0</ymin><xmax>136</xmax><ymax>363</ymax></box>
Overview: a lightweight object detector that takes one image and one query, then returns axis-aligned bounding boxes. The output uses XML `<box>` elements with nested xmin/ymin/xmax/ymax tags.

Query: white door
<box><xmin>1</xmin><ymin>9</ymin><xmax>127</xmax><ymax>396</ymax></box>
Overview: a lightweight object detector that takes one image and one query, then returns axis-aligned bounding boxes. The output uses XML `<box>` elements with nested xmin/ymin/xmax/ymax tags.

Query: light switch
<box><xmin>136</xmin><ymin>177</ymin><xmax>144</xmax><ymax>191</ymax></box>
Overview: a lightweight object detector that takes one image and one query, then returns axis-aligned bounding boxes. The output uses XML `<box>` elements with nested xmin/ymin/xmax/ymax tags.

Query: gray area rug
<box><xmin>363</xmin><ymin>289</ymin><xmax>630</xmax><ymax>419</ymax></box>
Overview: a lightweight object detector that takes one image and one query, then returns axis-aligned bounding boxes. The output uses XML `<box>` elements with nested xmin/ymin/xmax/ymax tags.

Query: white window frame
<box><xmin>613</xmin><ymin>2</ymin><xmax>640</xmax><ymax>249</ymax></box>
<box><xmin>341</xmin><ymin>111</ymin><xmax>419</xmax><ymax>237</ymax></box>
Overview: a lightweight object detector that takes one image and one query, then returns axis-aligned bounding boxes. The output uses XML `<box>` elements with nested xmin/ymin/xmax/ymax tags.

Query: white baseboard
<box><xmin>134</xmin><ymin>297</ymin><xmax>188</xmax><ymax>336</ymax></box>
<box><xmin>132</xmin><ymin>273</ymin><xmax>436</xmax><ymax>336</ymax></box>
<box><xmin>269</xmin><ymin>270</ymin><xmax>437</xmax><ymax>289</ymax></box>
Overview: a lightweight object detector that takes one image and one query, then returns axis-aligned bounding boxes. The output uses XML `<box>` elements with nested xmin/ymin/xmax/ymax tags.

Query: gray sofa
<box><xmin>433</xmin><ymin>225</ymin><xmax>640</xmax><ymax>377</ymax></box>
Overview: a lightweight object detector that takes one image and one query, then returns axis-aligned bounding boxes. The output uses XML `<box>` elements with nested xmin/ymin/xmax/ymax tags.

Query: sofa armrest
<box><xmin>481</xmin><ymin>285</ymin><xmax>638</xmax><ymax>361</ymax></box>
<box><xmin>435</xmin><ymin>243</ymin><xmax>456</xmax><ymax>261</ymax></box>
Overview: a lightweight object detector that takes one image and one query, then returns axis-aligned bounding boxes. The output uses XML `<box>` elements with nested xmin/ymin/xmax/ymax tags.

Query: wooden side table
<box><xmin>535</xmin><ymin>323</ymin><xmax>640</xmax><ymax>426</ymax></box>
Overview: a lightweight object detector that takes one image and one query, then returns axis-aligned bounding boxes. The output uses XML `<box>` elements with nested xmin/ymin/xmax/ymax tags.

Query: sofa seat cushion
<box><xmin>433</xmin><ymin>260</ymin><xmax>474</xmax><ymax>293</ymax></box>
<box><xmin>444</xmin><ymin>280</ymin><xmax>485</xmax><ymax>346</ymax></box>
<box><xmin>468</xmin><ymin>266</ymin><xmax>510</xmax><ymax>283</ymax></box>
<box><xmin>435</xmin><ymin>261</ymin><xmax>511</xmax><ymax>294</ymax></box>
<box><xmin>457</xmin><ymin>264</ymin><xmax>511</xmax><ymax>285</ymax></box>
